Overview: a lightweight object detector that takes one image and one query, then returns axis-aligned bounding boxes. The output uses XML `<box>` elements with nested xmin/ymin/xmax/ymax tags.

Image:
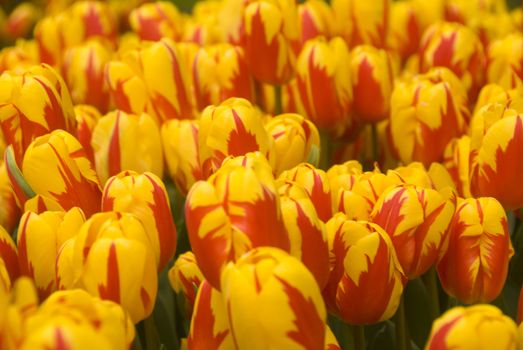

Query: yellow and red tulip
<box><xmin>0</xmin><ymin>162</ymin><xmax>20</xmax><ymax>233</ymax></box>
<box><xmin>67</xmin><ymin>211</ymin><xmax>157</xmax><ymax>323</ymax></box>
<box><xmin>221</xmin><ymin>247</ymin><xmax>327</xmax><ymax>349</ymax></box>
<box><xmin>5</xmin><ymin>130</ymin><xmax>102</xmax><ymax>217</ymax></box>
<box><xmin>187</xmin><ymin>280</ymin><xmax>234</xmax><ymax>350</ymax></box>
<box><xmin>74</xmin><ymin>104</ymin><xmax>101</xmax><ymax>165</ymax></box>
<box><xmin>386</xmin><ymin>162</ymin><xmax>456</xmax><ymax>192</ymax></box>
<box><xmin>0</xmin><ymin>64</ymin><xmax>76</xmax><ymax>164</ymax></box>
<box><xmin>332</xmin><ymin>0</ymin><xmax>390</xmax><ymax>49</ymax></box>
<box><xmin>278</xmin><ymin>180</ymin><xmax>329</xmax><ymax>288</ymax></box>
<box><xmin>295</xmin><ymin>37</ymin><xmax>353</xmax><ymax>131</ymax></box>
<box><xmin>265</xmin><ymin>113</ymin><xmax>320</xmax><ymax>175</ymax></box>
<box><xmin>469</xmin><ymin>103</ymin><xmax>523</xmax><ymax>209</ymax></box>
<box><xmin>0</xmin><ymin>225</ymin><xmax>18</xmax><ymax>285</ymax></box>
<box><xmin>4</xmin><ymin>3</ymin><xmax>41</xmax><ymax>40</ymax></box>
<box><xmin>278</xmin><ymin>163</ymin><xmax>332</xmax><ymax>222</ymax></box>
<box><xmin>0</xmin><ymin>40</ymin><xmax>39</xmax><ymax>74</ymax></box>
<box><xmin>350</xmin><ymin>45</ymin><xmax>394</xmax><ymax>123</ymax></box>
<box><xmin>473</xmin><ymin>84</ymin><xmax>523</xmax><ymax>116</ymax></box>
<box><xmin>390</xmin><ymin>67</ymin><xmax>469</xmax><ymax>166</ymax></box>
<box><xmin>323</xmin><ymin>214</ymin><xmax>405</xmax><ymax>324</ymax></box>
<box><xmin>62</xmin><ymin>39</ymin><xmax>113</xmax><ymax>113</ymax></box>
<box><xmin>425</xmin><ymin>305</ymin><xmax>518</xmax><ymax>350</ymax></box>
<box><xmin>418</xmin><ymin>21</ymin><xmax>486</xmax><ymax>98</ymax></box>
<box><xmin>437</xmin><ymin>197</ymin><xmax>513</xmax><ymax>304</ymax></box>
<box><xmin>168</xmin><ymin>252</ymin><xmax>204</xmax><ymax>318</ymax></box>
<box><xmin>242</xmin><ymin>0</ymin><xmax>299</xmax><ymax>84</ymax></box>
<box><xmin>198</xmin><ymin>98</ymin><xmax>274</xmax><ymax>176</ymax></box>
<box><xmin>387</xmin><ymin>0</ymin><xmax>422</xmax><ymax>60</ymax></box>
<box><xmin>17</xmin><ymin>207</ymin><xmax>85</xmax><ymax>299</ymax></box>
<box><xmin>129</xmin><ymin>1</ymin><xmax>183</xmax><ymax>41</ymax></box>
<box><xmin>486</xmin><ymin>33</ymin><xmax>523</xmax><ymax>98</ymax></box>
<box><xmin>102</xmin><ymin>171</ymin><xmax>176</xmax><ymax>271</ymax></box>
<box><xmin>370</xmin><ymin>184</ymin><xmax>456</xmax><ymax>279</ymax></box>
<box><xmin>183</xmin><ymin>1</ymin><xmax>225</xmax><ymax>45</ymax></box>
<box><xmin>442</xmin><ymin>135</ymin><xmax>472</xmax><ymax>198</ymax></box>
<box><xmin>185</xmin><ymin>159</ymin><xmax>289</xmax><ymax>290</ymax></box>
<box><xmin>91</xmin><ymin>110</ymin><xmax>163</xmax><ymax>184</ymax></box>
<box><xmin>298</xmin><ymin>0</ymin><xmax>335</xmax><ymax>46</ymax></box>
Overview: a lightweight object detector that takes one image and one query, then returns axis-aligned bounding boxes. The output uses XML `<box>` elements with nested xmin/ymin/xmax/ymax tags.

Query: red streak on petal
<box><xmin>98</xmin><ymin>242</ymin><xmax>120</xmax><ymax>303</ymax></box>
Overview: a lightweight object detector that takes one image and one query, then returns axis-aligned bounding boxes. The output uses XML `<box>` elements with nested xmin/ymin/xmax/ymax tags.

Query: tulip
<box><xmin>437</xmin><ymin>197</ymin><xmax>513</xmax><ymax>304</ymax></box>
<box><xmin>68</xmin><ymin>212</ymin><xmax>157</xmax><ymax>323</ymax></box>
<box><xmin>221</xmin><ymin>247</ymin><xmax>326</xmax><ymax>349</ymax></box>
<box><xmin>17</xmin><ymin>207</ymin><xmax>85</xmax><ymax>299</ymax></box>
<box><xmin>242</xmin><ymin>0</ymin><xmax>299</xmax><ymax>84</ymax></box>
<box><xmin>0</xmin><ymin>225</ymin><xmax>18</xmax><ymax>284</ymax></box>
<box><xmin>129</xmin><ymin>1</ymin><xmax>183</xmax><ymax>41</ymax></box>
<box><xmin>371</xmin><ymin>184</ymin><xmax>456</xmax><ymax>279</ymax></box>
<box><xmin>62</xmin><ymin>39</ymin><xmax>113</xmax><ymax>112</ymax></box>
<box><xmin>469</xmin><ymin>103</ymin><xmax>523</xmax><ymax>209</ymax></box>
<box><xmin>350</xmin><ymin>45</ymin><xmax>394</xmax><ymax>123</ymax></box>
<box><xmin>191</xmin><ymin>44</ymin><xmax>254</xmax><ymax>110</ymax></box>
<box><xmin>473</xmin><ymin>84</ymin><xmax>523</xmax><ymax>116</ymax></box>
<box><xmin>0</xmin><ymin>40</ymin><xmax>39</xmax><ymax>74</ymax></box>
<box><xmin>419</xmin><ymin>21</ymin><xmax>486</xmax><ymax>98</ymax></box>
<box><xmin>102</xmin><ymin>171</ymin><xmax>176</xmax><ymax>271</ymax></box>
<box><xmin>74</xmin><ymin>104</ymin><xmax>101</xmax><ymax>165</ymax></box>
<box><xmin>183</xmin><ymin>1</ymin><xmax>225</xmax><ymax>45</ymax></box>
<box><xmin>265</xmin><ymin>113</ymin><xmax>320</xmax><ymax>175</ymax></box>
<box><xmin>443</xmin><ymin>0</ymin><xmax>507</xmax><ymax>25</ymax></box>
<box><xmin>0</xmin><ymin>258</ymin><xmax>10</xmax><ymax>293</ymax></box>
<box><xmin>390</xmin><ymin>67</ymin><xmax>469</xmax><ymax>165</ymax></box>
<box><xmin>327</xmin><ymin>160</ymin><xmax>363</xmax><ymax>212</ymax></box>
<box><xmin>387</xmin><ymin>0</ymin><xmax>422</xmax><ymax>60</ymax></box>
<box><xmin>0</xmin><ymin>162</ymin><xmax>20</xmax><ymax>232</ymax></box>
<box><xmin>23</xmin><ymin>194</ymin><xmax>65</xmax><ymax>214</ymax></box>
<box><xmin>185</xmin><ymin>158</ymin><xmax>289</xmax><ymax>290</ymax></box>
<box><xmin>332</xmin><ymin>0</ymin><xmax>390</xmax><ymax>48</ymax></box>
<box><xmin>198</xmin><ymin>98</ymin><xmax>274</xmax><ymax>176</ymax></box>
<box><xmin>105</xmin><ymin>38</ymin><xmax>196</xmax><ymax>123</ymax></box>
<box><xmin>442</xmin><ymin>136</ymin><xmax>472</xmax><ymax>198</ymax></box>
<box><xmin>325</xmin><ymin>215</ymin><xmax>405</xmax><ymax>324</ymax></box>
<box><xmin>0</xmin><ymin>64</ymin><xmax>76</xmax><ymax>164</ymax></box>
<box><xmin>168</xmin><ymin>252</ymin><xmax>204</xmax><ymax>319</ymax></box>
<box><xmin>91</xmin><ymin>110</ymin><xmax>163</xmax><ymax>184</ymax></box>
<box><xmin>4</xmin><ymin>3</ymin><xmax>41</xmax><ymax>40</ymax></box>
<box><xmin>486</xmin><ymin>33</ymin><xmax>523</xmax><ymax>95</ymax></box>
<box><xmin>5</xmin><ymin>130</ymin><xmax>102</xmax><ymax>217</ymax></box>
<box><xmin>386</xmin><ymin>162</ymin><xmax>456</xmax><ymax>192</ymax></box>
<box><xmin>425</xmin><ymin>305</ymin><xmax>518</xmax><ymax>350</ymax></box>
<box><xmin>295</xmin><ymin>37</ymin><xmax>353</xmax><ymax>131</ymax></box>
<box><xmin>278</xmin><ymin>163</ymin><xmax>332</xmax><ymax>222</ymax></box>
<box><xmin>278</xmin><ymin>180</ymin><xmax>329</xmax><ymax>288</ymax></box>
<box><xmin>187</xmin><ymin>280</ymin><xmax>234</xmax><ymax>350</ymax></box>
<box><xmin>298</xmin><ymin>0</ymin><xmax>335</xmax><ymax>46</ymax></box>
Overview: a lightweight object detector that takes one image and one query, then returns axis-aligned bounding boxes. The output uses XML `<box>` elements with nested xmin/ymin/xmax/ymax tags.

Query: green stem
<box><xmin>352</xmin><ymin>325</ymin><xmax>366</xmax><ymax>350</ymax></box>
<box><xmin>395</xmin><ymin>295</ymin><xmax>409</xmax><ymax>350</ymax></box>
<box><xmin>423</xmin><ymin>267</ymin><xmax>441</xmax><ymax>321</ymax></box>
<box><xmin>144</xmin><ymin>314</ymin><xmax>160</xmax><ymax>350</ymax></box>
<box><xmin>319</xmin><ymin>130</ymin><xmax>332</xmax><ymax>171</ymax></box>
<box><xmin>274</xmin><ymin>84</ymin><xmax>282</xmax><ymax>115</ymax></box>
<box><xmin>370</xmin><ymin>123</ymin><xmax>379</xmax><ymax>166</ymax></box>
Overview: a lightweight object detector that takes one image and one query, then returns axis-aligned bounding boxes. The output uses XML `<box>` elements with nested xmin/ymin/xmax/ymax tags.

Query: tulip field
<box><xmin>1</xmin><ymin>0</ymin><xmax>523</xmax><ymax>349</ymax></box>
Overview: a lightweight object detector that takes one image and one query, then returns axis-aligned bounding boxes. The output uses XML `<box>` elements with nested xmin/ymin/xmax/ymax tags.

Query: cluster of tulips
<box><xmin>0</xmin><ymin>0</ymin><xmax>522</xmax><ymax>349</ymax></box>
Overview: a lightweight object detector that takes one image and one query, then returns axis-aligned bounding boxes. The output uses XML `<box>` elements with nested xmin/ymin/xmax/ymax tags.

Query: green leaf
<box><xmin>404</xmin><ymin>279</ymin><xmax>432</xmax><ymax>348</ymax></box>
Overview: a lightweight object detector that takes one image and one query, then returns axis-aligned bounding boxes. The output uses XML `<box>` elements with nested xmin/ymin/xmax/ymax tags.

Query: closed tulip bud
<box><xmin>470</xmin><ymin>103</ymin><xmax>523</xmax><ymax>209</ymax></box>
<box><xmin>371</xmin><ymin>184</ymin><xmax>456</xmax><ymax>278</ymax></box>
<box><xmin>161</xmin><ymin>119</ymin><xmax>204</xmax><ymax>195</ymax></box>
<box><xmin>63</xmin><ymin>39</ymin><xmax>113</xmax><ymax>113</ymax></box>
<box><xmin>387</xmin><ymin>162</ymin><xmax>456</xmax><ymax>192</ymax></box>
<box><xmin>102</xmin><ymin>171</ymin><xmax>176</xmax><ymax>271</ymax></box>
<box><xmin>437</xmin><ymin>197</ymin><xmax>513</xmax><ymax>304</ymax></box>
<box><xmin>70</xmin><ymin>212</ymin><xmax>157</xmax><ymax>323</ymax></box>
<box><xmin>332</xmin><ymin>0</ymin><xmax>390</xmax><ymax>48</ymax></box>
<box><xmin>350</xmin><ymin>45</ymin><xmax>394</xmax><ymax>123</ymax></box>
<box><xmin>443</xmin><ymin>136</ymin><xmax>472</xmax><ymax>198</ymax></box>
<box><xmin>323</xmin><ymin>215</ymin><xmax>405</xmax><ymax>324</ymax></box>
<box><xmin>487</xmin><ymin>33</ymin><xmax>523</xmax><ymax>92</ymax></box>
<box><xmin>295</xmin><ymin>37</ymin><xmax>353</xmax><ymax>131</ymax></box>
<box><xmin>168</xmin><ymin>252</ymin><xmax>204</xmax><ymax>318</ymax></box>
<box><xmin>243</xmin><ymin>0</ymin><xmax>299</xmax><ymax>84</ymax></box>
<box><xmin>74</xmin><ymin>104</ymin><xmax>101</xmax><ymax>165</ymax></box>
<box><xmin>221</xmin><ymin>247</ymin><xmax>327</xmax><ymax>349</ymax></box>
<box><xmin>265</xmin><ymin>113</ymin><xmax>320</xmax><ymax>175</ymax></box>
<box><xmin>187</xmin><ymin>280</ymin><xmax>234</xmax><ymax>350</ymax></box>
<box><xmin>298</xmin><ymin>0</ymin><xmax>335</xmax><ymax>46</ymax></box>
<box><xmin>419</xmin><ymin>21</ymin><xmax>486</xmax><ymax>98</ymax></box>
<box><xmin>5</xmin><ymin>130</ymin><xmax>102</xmax><ymax>217</ymax></box>
<box><xmin>0</xmin><ymin>64</ymin><xmax>76</xmax><ymax>164</ymax></box>
<box><xmin>106</xmin><ymin>38</ymin><xmax>196</xmax><ymax>123</ymax></box>
<box><xmin>5</xmin><ymin>3</ymin><xmax>40</xmax><ymax>40</ymax></box>
<box><xmin>278</xmin><ymin>181</ymin><xmax>329</xmax><ymax>288</ymax></box>
<box><xmin>192</xmin><ymin>44</ymin><xmax>254</xmax><ymax>110</ymax></box>
<box><xmin>0</xmin><ymin>225</ymin><xmax>18</xmax><ymax>284</ymax></box>
<box><xmin>199</xmin><ymin>98</ymin><xmax>274</xmax><ymax>176</ymax></box>
<box><xmin>0</xmin><ymin>40</ymin><xmax>39</xmax><ymax>74</ymax></box>
<box><xmin>0</xmin><ymin>162</ymin><xmax>20</xmax><ymax>232</ymax></box>
<box><xmin>129</xmin><ymin>1</ymin><xmax>183</xmax><ymax>41</ymax></box>
<box><xmin>390</xmin><ymin>67</ymin><xmax>469</xmax><ymax>165</ymax></box>
<box><xmin>278</xmin><ymin>163</ymin><xmax>332</xmax><ymax>222</ymax></box>
<box><xmin>327</xmin><ymin>160</ymin><xmax>363</xmax><ymax>210</ymax></box>
<box><xmin>387</xmin><ymin>0</ymin><xmax>422</xmax><ymax>59</ymax></box>
<box><xmin>185</xmin><ymin>161</ymin><xmax>289</xmax><ymax>290</ymax></box>
<box><xmin>91</xmin><ymin>110</ymin><xmax>163</xmax><ymax>184</ymax></box>
<box><xmin>426</xmin><ymin>305</ymin><xmax>518</xmax><ymax>350</ymax></box>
